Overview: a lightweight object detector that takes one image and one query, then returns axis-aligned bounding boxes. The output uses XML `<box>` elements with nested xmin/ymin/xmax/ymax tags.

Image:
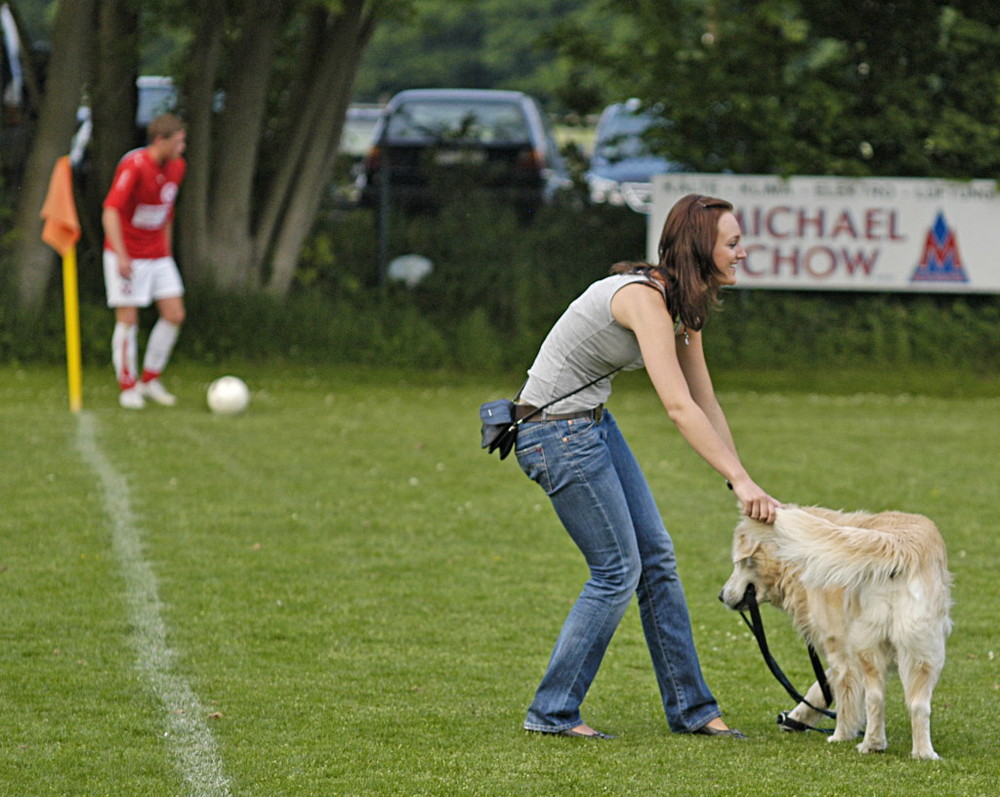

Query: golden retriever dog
<box><xmin>719</xmin><ymin>505</ymin><xmax>952</xmax><ymax>759</ymax></box>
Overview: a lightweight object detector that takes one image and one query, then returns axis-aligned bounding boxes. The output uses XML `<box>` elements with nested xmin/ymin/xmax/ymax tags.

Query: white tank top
<box><xmin>520</xmin><ymin>273</ymin><xmax>662</xmax><ymax>414</ymax></box>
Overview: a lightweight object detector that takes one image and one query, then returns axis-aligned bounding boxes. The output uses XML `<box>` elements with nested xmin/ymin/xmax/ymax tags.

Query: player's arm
<box><xmin>102</xmin><ymin>162</ymin><xmax>136</xmax><ymax>279</ymax></box>
<box><xmin>102</xmin><ymin>206</ymin><xmax>132</xmax><ymax>279</ymax></box>
<box><xmin>611</xmin><ymin>283</ymin><xmax>779</xmax><ymax>521</ymax></box>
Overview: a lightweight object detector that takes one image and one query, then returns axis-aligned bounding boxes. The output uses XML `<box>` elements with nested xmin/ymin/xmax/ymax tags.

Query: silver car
<box><xmin>586</xmin><ymin>100</ymin><xmax>686</xmax><ymax>214</ymax></box>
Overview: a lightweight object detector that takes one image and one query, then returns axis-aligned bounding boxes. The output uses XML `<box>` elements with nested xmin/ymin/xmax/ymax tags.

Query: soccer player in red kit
<box><xmin>102</xmin><ymin>113</ymin><xmax>187</xmax><ymax>409</ymax></box>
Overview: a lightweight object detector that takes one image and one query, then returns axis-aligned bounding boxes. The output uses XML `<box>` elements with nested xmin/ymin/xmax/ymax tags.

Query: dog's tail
<box><xmin>770</xmin><ymin>506</ymin><xmax>946</xmax><ymax>589</ymax></box>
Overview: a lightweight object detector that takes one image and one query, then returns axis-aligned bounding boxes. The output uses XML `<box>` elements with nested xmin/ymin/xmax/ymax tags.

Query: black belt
<box><xmin>515</xmin><ymin>404</ymin><xmax>604</xmax><ymax>422</ymax></box>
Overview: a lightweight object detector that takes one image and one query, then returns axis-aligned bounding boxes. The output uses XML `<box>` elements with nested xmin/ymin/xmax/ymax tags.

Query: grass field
<box><xmin>2</xmin><ymin>363</ymin><xmax>998</xmax><ymax>796</ymax></box>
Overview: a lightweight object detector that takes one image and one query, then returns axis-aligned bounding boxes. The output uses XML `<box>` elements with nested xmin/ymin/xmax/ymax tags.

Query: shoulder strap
<box><xmin>515</xmin><ymin>366</ymin><xmax>621</xmax><ymax>426</ymax></box>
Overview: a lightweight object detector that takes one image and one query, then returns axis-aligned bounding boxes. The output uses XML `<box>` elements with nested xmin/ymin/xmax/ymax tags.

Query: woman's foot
<box><xmin>693</xmin><ymin>718</ymin><xmax>747</xmax><ymax>738</ymax></box>
<box><xmin>557</xmin><ymin>723</ymin><xmax>614</xmax><ymax>739</ymax></box>
<box><xmin>528</xmin><ymin>723</ymin><xmax>615</xmax><ymax>739</ymax></box>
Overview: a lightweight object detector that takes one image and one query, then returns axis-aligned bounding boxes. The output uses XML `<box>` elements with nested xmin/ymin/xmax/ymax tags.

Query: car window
<box><xmin>136</xmin><ymin>82</ymin><xmax>176</xmax><ymax>126</ymax></box>
<box><xmin>596</xmin><ymin>111</ymin><xmax>665</xmax><ymax>160</ymax></box>
<box><xmin>385</xmin><ymin>101</ymin><xmax>531</xmax><ymax>145</ymax></box>
<box><xmin>536</xmin><ymin>105</ymin><xmax>564</xmax><ymax>164</ymax></box>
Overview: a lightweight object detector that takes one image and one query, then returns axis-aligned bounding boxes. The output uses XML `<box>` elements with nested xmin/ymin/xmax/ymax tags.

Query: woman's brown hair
<box><xmin>611</xmin><ymin>193</ymin><xmax>733</xmax><ymax>331</ymax></box>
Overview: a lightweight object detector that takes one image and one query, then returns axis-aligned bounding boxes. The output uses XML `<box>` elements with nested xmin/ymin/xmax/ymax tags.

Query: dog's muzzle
<box><xmin>719</xmin><ymin>582</ymin><xmax>756</xmax><ymax>611</ymax></box>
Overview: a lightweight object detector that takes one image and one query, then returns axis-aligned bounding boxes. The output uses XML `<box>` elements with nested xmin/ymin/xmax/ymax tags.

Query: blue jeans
<box><xmin>515</xmin><ymin>410</ymin><xmax>720</xmax><ymax>733</ymax></box>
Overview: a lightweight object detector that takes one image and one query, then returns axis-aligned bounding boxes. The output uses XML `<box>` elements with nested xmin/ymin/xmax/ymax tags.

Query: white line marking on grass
<box><xmin>76</xmin><ymin>412</ymin><xmax>231</xmax><ymax>797</ymax></box>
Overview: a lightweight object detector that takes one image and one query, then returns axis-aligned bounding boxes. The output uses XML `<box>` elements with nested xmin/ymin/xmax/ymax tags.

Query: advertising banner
<box><xmin>648</xmin><ymin>174</ymin><xmax>1000</xmax><ymax>293</ymax></box>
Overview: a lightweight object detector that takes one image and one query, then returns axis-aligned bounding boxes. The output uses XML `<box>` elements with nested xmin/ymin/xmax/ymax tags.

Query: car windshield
<box><xmin>385</xmin><ymin>100</ymin><xmax>531</xmax><ymax>144</ymax></box>
<box><xmin>596</xmin><ymin>112</ymin><xmax>666</xmax><ymax>161</ymax></box>
<box><xmin>136</xmin><ymin>85</ymin><xmax>175</xmax><ymax>124</ymax></box>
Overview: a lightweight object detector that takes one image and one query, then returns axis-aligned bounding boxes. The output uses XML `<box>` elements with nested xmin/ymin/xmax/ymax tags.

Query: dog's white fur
<box><xmin>720</xmin><ymin>505</ymin><xmax>952</xmax><ymax>759</ymax></box>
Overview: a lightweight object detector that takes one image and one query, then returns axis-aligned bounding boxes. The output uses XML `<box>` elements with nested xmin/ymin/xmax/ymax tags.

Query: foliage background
<box><xmin>356</xmin><ymin>0</ymin><xmax>1000</xmax><ymax>178</ymax></box>
<box><xmin>3</xmin><ymin>0</ymin><xmax>1000</xmax><ymax>374</ymax></box>
<box><xmin>3</xmin><ymin>197</ymin><xmax>998</xmax><ymax>381</ymax></box>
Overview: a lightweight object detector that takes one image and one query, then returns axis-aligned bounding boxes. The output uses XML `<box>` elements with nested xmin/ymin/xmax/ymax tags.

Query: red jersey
<box><xmin>103</xmin><ymin>147</ymin><xmax>186</xmax><ymax>259</ymax></box>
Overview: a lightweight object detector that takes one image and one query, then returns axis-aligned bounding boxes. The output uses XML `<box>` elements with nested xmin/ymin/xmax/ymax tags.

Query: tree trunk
<box><xmin>10</xmin><ymin>0</ymin><xmax>98</xmax><ymax>314</ymax></box>
<box><xmin>7</xmin><ymin>0</ymin><xmax>394</xmax><ymax>314</ymax></box>
<box><xmin>87</xmin><ymin>1</ymin><xmax>139</xmax><ymax>226</ymax></box>
<box><xmin>176</xmin><ymin>0</ymin><xmax>226</xmax><ymax>288</ymax></box>
<box><xmin>249</xmin><ymin>5</ymin><xmax>329</xmax><ymax>274</ymax></box>
<box><xmin>205</xmin><ymin>0</ymin><xmax>287</xmax><ymax>292</ymax></box>
<box><xmin>175</xmin><ymin>0</ymin><xmax>385</xmax><ymax>298</ymax></box>
<box><xmin>263</xmin><ymin>0</ymin><xmax>376</xmax><ymax>297</ymax></box>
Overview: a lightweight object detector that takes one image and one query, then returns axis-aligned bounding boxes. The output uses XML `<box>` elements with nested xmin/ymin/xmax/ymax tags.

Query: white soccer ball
<box><xmin>207</xmin><ymin>376</ymin><xmax>250</xmax><ymax>416</ymax></box>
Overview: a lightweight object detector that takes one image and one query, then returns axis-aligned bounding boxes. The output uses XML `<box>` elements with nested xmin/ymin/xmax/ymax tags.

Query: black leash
<box><xmin>738</xmin><ymin>584</ymin><xmax>837</xmax><ymax>733</ymax></box>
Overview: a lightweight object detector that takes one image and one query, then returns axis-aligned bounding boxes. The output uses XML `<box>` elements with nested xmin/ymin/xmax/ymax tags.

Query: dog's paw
<box><xmin>857</xmin><ymin>740</ymin><xmax>887</xmax><ymax>754</ymax></box>
<box><xmin>785</xmin><ymin>705</ymin><xmax>823</xmax><ymax>727</ymax></box>
<box><xmin>912</xmin><ymin>749</ymin><xmax>941</xmax><ymax>761</ymax></box>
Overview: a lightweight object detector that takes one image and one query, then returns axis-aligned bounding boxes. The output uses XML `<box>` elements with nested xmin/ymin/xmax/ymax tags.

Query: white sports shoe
<box><xmin>142</xmin><ymin>379</ymin><xmax>177</xmax><ymax>406</ymax></box>
<box><xmin>119</xmin><ymin>386</ymin><xmax>145</xmax><ymax>410</ymax></box>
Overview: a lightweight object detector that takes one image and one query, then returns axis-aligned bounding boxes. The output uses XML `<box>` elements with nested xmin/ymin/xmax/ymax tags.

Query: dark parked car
<box><xmin>330</xmin><ymin>103</ymin><xmax>384</xmax><ymax>206</ymax></box>
<box><xmin>356</xmin><ymin>88</ymin><xmax>570</xmax><ymax>215</ymax></box>
<box><xmin>585</xmin><ymin>100</ymin><xmax>686</xmax><ymax>214</ymax></box>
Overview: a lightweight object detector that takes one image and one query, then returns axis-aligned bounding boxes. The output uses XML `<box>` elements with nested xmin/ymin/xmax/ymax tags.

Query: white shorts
<box><xmin>104</xmin><ymin>251</ymin><xmax>185</xmax><ymax>308</ymax></box>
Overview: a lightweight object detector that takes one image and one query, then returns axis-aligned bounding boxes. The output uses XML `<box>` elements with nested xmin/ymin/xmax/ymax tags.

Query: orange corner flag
<box><xmin>41</xmin><ymin>155</ymin><xmax>84</xmax><ymax>412</ymax></box>
<box><xmin>40</xmin><ymin>156</ymin><xmax>81</xmax><ymax>256</ymax></box>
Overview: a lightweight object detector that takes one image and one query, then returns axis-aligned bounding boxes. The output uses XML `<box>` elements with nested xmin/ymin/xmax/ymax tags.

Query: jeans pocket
<box><xmin>558</xmin><ymin>417</ymin><xmax>597</xmax><ymax>440</ymax></box>
<box><xmin>515</xmin><ymin>432</ymin><xmax>553</xmax><ymax>494</ymax></box>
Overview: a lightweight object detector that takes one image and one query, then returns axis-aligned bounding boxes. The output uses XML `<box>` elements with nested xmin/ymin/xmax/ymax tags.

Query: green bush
<box><xmin>2</xmin><ymin>195</ymin><xmax>999</xmax><ymax>375</ymax></box>
<box><xmin>704</xmin><ymin>291</ymin><xmax>1000</xmax><ymax>372</ymax></box>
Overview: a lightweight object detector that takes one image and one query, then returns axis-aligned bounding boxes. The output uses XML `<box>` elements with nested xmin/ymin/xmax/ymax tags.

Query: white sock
<box><xmin>112</xmin><ymin>322</ymin><xmax>139</xmax><ymax>390</ymax></box>
<box><xmin>142</xmin><ymin>319</ymin><xmax>180</xmax><ymax>381</ymax></box>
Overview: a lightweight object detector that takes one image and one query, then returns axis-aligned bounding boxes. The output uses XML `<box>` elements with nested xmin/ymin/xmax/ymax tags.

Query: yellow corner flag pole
<box><xmin>61</xmin><ymin>245</ymin><xmax>83</xmax><ymax>412</ymax></box>
<box><xmin>40</xmin><ymin>156</ymin><xmax>83</xmax><ymax>412</ymax></box>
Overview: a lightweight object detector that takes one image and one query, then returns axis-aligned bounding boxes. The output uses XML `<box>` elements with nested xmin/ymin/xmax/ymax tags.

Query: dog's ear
<box><xmin>732</xmin><ymin>531</ymin><xmax>760</xmax><ymax>562</ymax></box>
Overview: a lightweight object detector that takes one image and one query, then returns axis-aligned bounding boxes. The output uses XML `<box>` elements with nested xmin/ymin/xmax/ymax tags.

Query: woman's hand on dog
<box><xmin>731</xmin><ymin>477</ymin><xmax>782</xmax><ymax>524</ymax></box>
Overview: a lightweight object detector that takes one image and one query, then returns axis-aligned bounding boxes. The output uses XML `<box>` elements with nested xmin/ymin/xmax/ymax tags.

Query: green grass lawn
<box><xmin>2</xmin><ymin>363</ymin><xmax>997</xmax><ymax>796</ymax></box>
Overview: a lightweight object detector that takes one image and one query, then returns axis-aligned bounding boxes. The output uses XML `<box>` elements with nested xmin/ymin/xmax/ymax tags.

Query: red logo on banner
<box><xmin>911</xmin><ymin>212</ymin><xmax>968</xmax><ymax>283</ymax></box>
